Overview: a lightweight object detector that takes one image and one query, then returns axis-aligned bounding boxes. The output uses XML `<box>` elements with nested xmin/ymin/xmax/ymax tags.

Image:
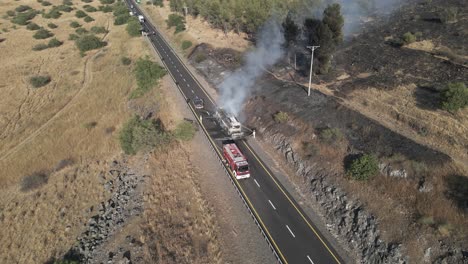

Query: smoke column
<box><xmin>218</xmin><ymin>19</ymin><xmax>285</xmax><ymax>116</ymax></box>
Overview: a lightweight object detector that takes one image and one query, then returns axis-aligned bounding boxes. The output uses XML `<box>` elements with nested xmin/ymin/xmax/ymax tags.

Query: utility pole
<box><xmin>306</xmin><ymin>45</ymin><xmax>319</xmax><ymax>97</ymax></box>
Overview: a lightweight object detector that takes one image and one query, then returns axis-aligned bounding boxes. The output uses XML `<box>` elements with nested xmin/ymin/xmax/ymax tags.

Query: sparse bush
<box><xmin>32</xmin><ymin>43</ymin><xmax>49</xmax><ymax>51</ymax></box>
<box><xmin>126</xmin><ymin>17</ymin><xmax>141</xmax><ymax>37</ymax></box>
<box><xmin>54</xmin><ymin>158</ymin><xmax>75</xmax><ymax>171</ymax></box>
<box><xmin>33</xmin><ymin>28</ymin><xmax>54</xmax><ymax>39</ymax></box>
<box><xmin>439</xmin><ymin>7</ymin><xmax>458</xmax><ymax>24</ymax></box>
<box><xmin>84</xmin><ymin>5</ymin><xmax>97</xmax><ymax>12</ymax></box>
<box><xmin>131</xmin><ymin>57</ymin><xmax>166</xmax><ymax>98</ymax></box>
<box><xmin>11</xmin><ymin>10</ymin><xmax>38</xmax><ymax>25</ymax></box>
<box><xmin>90</xmin><ymin>26</ymin><xmax>107</xmax><ymax>34</ymax></box>
<box><xmin>75</xmin><ymin>34</ymin><xmax>106</xmax><ymax>52</ymax></box>
<box><xmin>302</xmin><ymin>141</ymin><xmax>319</xmax><ymax>158</ymax></box>
<box><xmin>57</xmin><ymin>5</ymin><xmax>73</xmax><ymax>12</ymax></box>
<box><xmin>121</xmin><ymin>56</ymin><xmax>131</xmax><ymax>65</ymax></box>
<box><xmin>100</xmin><ymin>0</ymin><xmax>115</xmax><ymax>4</ymax></box>
<box><xmin>174</xmin><ymin>23</ymin><xmax>185</xmax><ymax>34</ymax></box>
<box><xmin>119</xmin><ymin>116</ymin><xmax>170</xmax><ymax>155</ymax></box>
<box><xmin>83</xmin><ymin>121</ymin><xmax>98</xmax><ymax>129</ymax></box>
<box><xmin>181</xmin><ymin>40</ymin><xmax>192</xmax><ymax>50</ymax></box>
<box><xmin>82</xmin><ymin>0</ymin><xmax>93</xmax><ymax>3</ymax></box>
<box><xmin>113</xmin><ymin>1</ymin><xmax>128</xmax><ymax>16</ymax></box>
<box><xmin>6</xmin><ymin>10</ymin><xmax>15</xmax><ymax>17</ymax></box>
<box><xmin>166</xmin><ymin>14</ymin><xmax>185</xmax><ymax>33</ymax></box>
<box><xmin>47</xmin><ymin>38</ymin><xmax>63</xmax><ymax>48</ymax></box>
<box><xmin>319</xmin><ymin>127</ymin><xmax>343</xmax><ymax>143</ymax></box>
<box><xmin>26</xmin><ymin>22</ymin><xmax>40</xmax><ymax>30</ymax></box>
<box><xmin>43</xmin><ymin>8</ymin><xmax>62</xmax><ymax>19</ymax></box>
<box><xmin>440</xmin><ymin>82</ymin><xmax>468</xmax><ymax>112</ymax></box>
<box><xmin>173</xmin><ymin>121</ymin><xmax>195</xmax><ymax>141</ymax></box>
<box><xmin>68</xmin><ymin>33</ymin><xmax>79</xmax><ymax>40</ymax></box>
<box><xmin>273</xmin><ymin>111</ymin><xmax>289</xmax><ymax>123</ymax></box>
<box><xmin>84</xmin><ymin>16</ymin><xmax>94</xmax><ymax>23</ymax></box>
<box><xmin>347</xmin><ymin>153</ymin><xmax>379</xmax><ymax>181</ymax></box>
<box><xmin>76</xmin><ymin>10</ymin><xmax>87</xmax><ymax>18</ymax></box>
<box><xmin>70</xmin><ymin>21</ymin><xmax>81</xmax><ymax>28</ymax></box>
<box><xmin>75</xmin><ymin>27</ymin><xmax>88</xmax><ymax>35</ymax></box>
<box><xmin>41</xmin><ymin>1</ymin><xmax>52</xmax><ymax>6</ymax></box>
<box><xmin>194</xmin><ymin>53</ymin><xmax>207</xmax><ymax>63</ymax></box>
<box><xmin>47</xmin><ymin>22</ymin><xmax>58</xmax><ymax>29</ymax></box>
<box><xmin>15</xmin><ymin>5</ymin><xmax>32</xmax><ymax>13</ymax></box>
<box><xmin>99</xmin><ymin>5</ymin><xmax>113</xmax><ymax>13</ymax></box>
<box><xmin>30</xmin><ymin>75</ymin><xmax>51</xmax><ymax>87</ymax></box>
<box><xmin>114</xmin><ymin>14</ymin><xmax>130</xmax><ymax>25</ymax></box>
<box><xmin>402</xmin><ymin>32</ymin><xmax>416</xmax><ymax>45</ymax></box>
<box><xmin>20</xmin><ymin>171</ymin><xmax>49</xmax><ymax>192</ymax></box>
<box><xmin>63</xmin><ymin>0</ymin><xmax>73</xmax><ymax>5</ymax></box>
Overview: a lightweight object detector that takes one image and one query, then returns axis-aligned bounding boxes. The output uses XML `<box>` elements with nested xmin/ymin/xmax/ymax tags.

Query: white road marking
<box><xmin>180</xmin><ymin>74</ymin><xmax>183</xmax><ymax>77</ymax></box>
<box><xmin>254</xmin><ymin>179</ymin><xmax>260</xmax><ymax>188</ymax></box>
<box><xmin>286</xmin><ymin>225</ymin><xmax>295</xmax><ymax>238</ymax></box>
<box><xmin>307</xmin><ymin>255</ymin><xmax>314</xmax><ymax>264</ymax></box>
<box><xmin>176</xmin><ymin>69</ymin><xmax>179</xmax><ymax>72</ymax></box>
<box><xmin>187</xmin><ymin>84</ymin><xmax>190</xmax><ymax>87</ymax></box>
<box><xmin>183</xmin><ymin>78</ymin><xmax>186</xmax><ymax>82</ymax></box>
<box><xmin>191</xmin><ymin>90</ymin><xmax>194</xmax><ymax>93</ymax></box>
<box><xmin>268</xmin><ymin>200</ymin><xmax>276</xmax><ymax>210</ymax></box>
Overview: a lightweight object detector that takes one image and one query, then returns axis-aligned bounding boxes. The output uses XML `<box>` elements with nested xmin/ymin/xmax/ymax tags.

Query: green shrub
<box><xmin>273</xmin><ymin>111</ymin><xmax>289</xmax><ymax>123</ymax></box>
<box><xmin>30</xmin><ymin>75</ymin><xmax>51</xmax><ymax>87</ymax></box>
<box><xmin>70</xmin><ymin>21</ymin><xmax>81</xmax><ymax>28</ymax></box>
<box><xmin>11</xmin><ymin>10</ymin><xmax>38</xmax><ymax>25</ymax></box>
<box><xmin>33</xmin><ymin>28</ymin><xmax>54</xmax><ymax>39</ymax></box>
<box><xmin>43</xmin><ymin>8</ymin><xmax>62</xmax><ymax>19</ymax></box>
<box><xmin>75</xmin><ymin>34</ymin><xmax>106</xmax><ymax>52</ymax></box>
<box><xmin>68</xmin><ymin>33</ymin><xmax>79</xmax><ymax>40</ymax></box>
<box><xmin>114</xmin><ymin>14</ymin><xmax>130</xmax><ymax>25</ymax></box>
<box><xmin>167</xmin><ymin>14</ymin><xmax>184</xmax><ymax>28</ymax></box>
<box><xmin>440</xmin><ymin>82</ymin><xmax>468</xmax><ymax>112</ymax></box>
<box><xmin>319</xmin><ymin>127</ymin><xmax>343</xmax><ymax>143</ymax></box>
<box><xmin>75</xmin><ymin>27</ymin><xmax>88</xmax><ymax>35</ymax></box>
<box><xmin>100</xmin><ymin>0</ymin><xmax>115</xmax><ymax>4</ymax></box>
<box><xmin>37</xmin><ymin>0</ymin><xmax>43</xmax><ymax>2</ymax></box>
<box><xmin>76</xmin><ymin>10</ymin><xmax>87</xmax><ymax>18</ymax></box>
<box><xmin>130</xmin><ymin>58</ymin><xmax>166</xmax><ymax>98</ymax></box>
<box><xmin>402</xmin><ymin>32</ymin><xmax>416</xmax><ymax>45</ymax></box>
<box><xmin>6</xmin><ymin>10</ymin><xmax>15</xmax><ymax>17</ymax></box>
<box><xmin>181</xmin><ymin>40</ymin><xmax>192</xmax><ymax>50</ymax></box>
<box><xmin>26</xmin><ymin>22</ymin><xmax>40</xmax><ymax>30</ymax></box>
<box><xmin>99</xmin><ymin>5</ymin><xmax>113</xmax><ymax>13</ymax></box>
<box><xmin>47</xmin><ymin>37</ymin><xmax>63</xmax><ymax>48</ymax></box>
<box><xmin>113</xmin><ymin>2</ymin><xmax>128</xmax><ymax>17</ymax></box>
<box><xmin>194</xmin><ymin>53</ymin><xmax>207</xmax><ymax>63</ymax></box>
<box><xmin>439</xmin><ymin>7</ymin><xmax>458</xmax><ymax>24</ymax></box>
<box><xmin>126</xmin><ymin>17</ymin><xmax>141</xmax><ymax>37</ymax></box>
<box><xmin>174</xmin><ymin>23</ymin><xmax>185</xmax><ymax>34</ymax></box>
<box><xmin>47</xmin><ymin>22</ymin><xmax>58</xmax><ymax>29</ymax></box>
<box><xmin>121</xmin><ymin>56</ymin><xmax>131</xmax><ymax>65</ymax></box>
<box><xmin>119</xmin><ymin>116</ymin><xmax>170</xmax><ymax>155</ymax></box>
<box><xmin>41</xmin><ymin>1</ymin><xmax>52</xmax><ymax>6</ymax></box>
<box><xmin>63</xmin><ymin>0</ymin><xmax>73</xmax><ymax>5</ymax></box>
<box><xmin>82</xmin><ymin>0</ymin><xmax>93</xmax><ymax>3</ymax></box>
<box><xmin>84</xmin><ymin>16</ymin><xmax>94</xmax><ymax>23</ymax></box>
<box><xmin>90</xmin><ymin>26</ymin><xmax>107</xmax><ymax>34</ymax></box>
<box><xmin>32</xmin><ymin>43</ymin><xmax>49</xmax><ymax>51</ymax></box>
<box><xmin>15</xmin><ymin>5</ymin><xmax>32</xmax><ymax>13</ymax></box>
<box><xmin>57</xmin><ymin>5</ymin><xmax>73</xmax><ymax>12</ymax></box>
<box><xmin>84</xmin><ymin>5</ymin><xmax>97</xmax><ymax>12</ymax></box>
<box><xmin>20</xmin><ymin>171</ymin><xmax>49</xmax><ymax>192</ymax></box>
<box><xmin>347</xmin><ymin>154</ymin><xmax>379</xmax><ymax>181</ymax></box>
<box><xmin>173</xmin><ymin>121</ymin><xmax>195</xmax><ymax>141</ymax></box>
<box><xmin>83</xmin><ymin>121</ymin><xmax>97</xmax><ymax>130</ymax></box>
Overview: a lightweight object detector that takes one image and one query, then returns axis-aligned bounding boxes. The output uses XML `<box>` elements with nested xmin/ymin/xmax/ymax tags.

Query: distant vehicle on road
<box><xmin>138</xmin><ymin>15</ymin><xmax>144</xmax><ymax>23</ymax></box>
<box><xmin>215</xmin><ymin>108</ymin><xmax>244</xmax><ymax>139</ymax></box>
<box><xmin>129</xmin><ymin>11</ymin><xmax>134</xmax><ymax>16</ymax></box>
<box><xmin>193</xmin><ymin>97</ymin><xmax>204</xmax><ymax>109</ymax></box>
<box><xmin>223</xmin><ymin>141</ymin><xmax>250</xmax><ymax>179</ymax></box>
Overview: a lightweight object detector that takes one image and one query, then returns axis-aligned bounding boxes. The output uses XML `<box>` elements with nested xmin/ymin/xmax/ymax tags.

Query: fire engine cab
<box><xmin>223</xmin><ymin>142</ymin><xmax>250</xmax><ymax>179</ymax></box>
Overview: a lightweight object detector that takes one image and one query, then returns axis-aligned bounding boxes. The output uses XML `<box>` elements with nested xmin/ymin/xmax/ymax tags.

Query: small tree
<box><xmin>402</xmin><ymin>32</ymin><xmax>416</xmax><ymax>45</ymax></box>
<box><xmin>70</xmin><ymin>21</ymin><xmax>81</xmax><ymax>28</ymax></box>
<box><xmin>440</xmin><ymin>82</ymin><xmax>468</xmax><ymax>112</ymax></box>
<box><xmin>274</xmin><ymin>111</ymin><xmax>289</xmax><ymax>123</ymax></box>
<box><xmin>30</xmin><ymin>75</ymin><xmax>51</xmax><ymax>87</ymax></box>
<box><xmin>75</xmin><ymin>34</ymin><xmax>106</xmax><ymax>52</ymax></box>
<box><xmin>322</xmin><ymin>3</ymin><xmax>344</xmax><ymax>45</ymax></box>
<box><xmin>84</xmin><ymin>16</ymin><xmax>94</xmax><ymax>23</ymax></box>
<box><xmin>33</xmin><ymin>28</ymin><xmax>54</xmax><ymax>39</ymax></box>
<box><xmin>47</xmin><ymin>38</ymin><xmax>63</xmax><ymax>48</ymax></box>
<box><xmin>75</xmin><ymin>10</ymin><xmax>87</xmax><ymax>18</ymax></box>
<box><xmin>347</xmin><ymin>154</ymin><xmax>379</xmax><ymax>181</ymax></box>
<box><xmin>126</xmin><ymin>17</ymin><xmax>141</xmax><ymax>37</ymax></box>
<box><xmin>47</xmin><ymin>23</ymin><xmax>58</xmax><ymax>28</ymax></box>
<box><xmin>181</xmin><ymin>40</ymin><xmax>192</xmax><ymax>50</ymax></box>
<box><xmin>26</xmin><ymin>22</ymin><xmax>40</xmax><ymax>30</ymax></box>
<box><xmin>282</xmin><ymin>12</ymin><xmax>299</xmax><ymax>47</ymax></box>
<box><xmin>90</xmin><ymin>26</ymin><xmax>107</xmax><ymax>34</ymax></box>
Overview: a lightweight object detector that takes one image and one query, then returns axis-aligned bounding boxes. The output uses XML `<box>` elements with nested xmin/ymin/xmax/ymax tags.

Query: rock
<box><xmin>418</xmin><ymin>178</ymin><xmax>433</xmax><ymax>193</ymax></box>
<box><xmin>379</xmin><ymin>163</ymin><xmax>408</xmax><ymax>178</ymax></box>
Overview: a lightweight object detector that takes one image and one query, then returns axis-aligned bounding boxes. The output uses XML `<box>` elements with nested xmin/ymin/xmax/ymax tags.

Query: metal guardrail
<box><xmin>129</xmin><ymin>2</ymin><xmax>284</xmax><ymax>262</ymax></box>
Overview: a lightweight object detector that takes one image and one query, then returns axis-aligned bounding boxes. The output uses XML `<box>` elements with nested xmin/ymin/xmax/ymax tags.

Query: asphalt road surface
<box><xmin>125</xmin><ymin>2</ymin><xmax>345</xmax><ymax>263</ymax></box>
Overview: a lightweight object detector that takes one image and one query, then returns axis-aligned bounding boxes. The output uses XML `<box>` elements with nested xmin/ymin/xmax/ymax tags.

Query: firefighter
<box><xmin>252</xmin><ymin>129</ymin><xmax>256</xmax><ymax>139</ymax></box>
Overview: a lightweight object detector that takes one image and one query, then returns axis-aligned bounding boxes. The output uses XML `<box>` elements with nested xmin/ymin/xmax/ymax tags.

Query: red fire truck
<box><xmin>223</xmin><ymin>142</ymin><xmax>250</xmax><ymax>179</ymax></box>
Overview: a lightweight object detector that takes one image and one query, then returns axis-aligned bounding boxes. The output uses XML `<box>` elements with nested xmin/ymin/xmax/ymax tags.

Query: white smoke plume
<box><xmin>218</xmin><ymin>19</ymin><xmax>285</xmax><ymax>116</ymax></box>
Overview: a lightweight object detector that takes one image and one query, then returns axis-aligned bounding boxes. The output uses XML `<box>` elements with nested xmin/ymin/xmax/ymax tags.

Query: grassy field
<box><xmin>0</xmin><ymin>0</ymin><xmax>147</xmax><ymax>262</ymax></box>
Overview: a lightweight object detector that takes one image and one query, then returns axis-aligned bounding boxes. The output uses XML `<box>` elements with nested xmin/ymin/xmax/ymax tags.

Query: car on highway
<box><xmin>193</xmin><ymin>97</ymin><xmax>204</xmax><ymax>109</ymax></box>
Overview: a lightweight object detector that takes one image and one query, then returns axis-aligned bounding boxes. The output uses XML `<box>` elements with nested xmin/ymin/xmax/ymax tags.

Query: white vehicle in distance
<box><xmin>138</xmin><ymin>15</ymin><xmax>145</xmax><ymax>23</ymax></box>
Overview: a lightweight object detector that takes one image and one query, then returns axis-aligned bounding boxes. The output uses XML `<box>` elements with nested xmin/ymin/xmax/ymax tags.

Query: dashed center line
<box><xmin>183</xmin><ymin>78</ymin><xmax>186</xmax><ymax>82</ymax></box>
<box><xmin>307</xmin><ymin>255</ymin><xmax>315</xmax><ymax>264</ymax></box>
<box><xmin>254</xmin><ymin>179</ymin><xmax>260</xmax><ymax>188</ymax></box>
<box><xmin>191</xmin><ymin>90</ymin><xmax>194</xmax><ymax>93</ymax></box>
<box><xmin>286</xmin><ymin>225</ymin><xmax>295</xmax><ymax>238</ymax></box>
<box><xmin>268</xmin><ymin>200</ymin><xmax>276</xmax><ymax>210</ymax></box>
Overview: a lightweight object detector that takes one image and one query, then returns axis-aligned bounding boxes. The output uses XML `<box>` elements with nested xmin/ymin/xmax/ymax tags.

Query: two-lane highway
<box><xmin>125</xmin><ymin>2</ymin><xmax>345</xmax><ymax>263</ymax></box>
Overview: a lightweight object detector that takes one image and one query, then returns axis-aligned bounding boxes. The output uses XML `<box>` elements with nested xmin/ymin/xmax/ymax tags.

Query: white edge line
<box><xmin>307</xmin><ymin>255</ymin><xmax>315</xmax><ymax>264</ymax></box>
<box><xmin>286</xmin><ymin>225</ymin><xmax>295</xmax><ymax>238</ymax></box>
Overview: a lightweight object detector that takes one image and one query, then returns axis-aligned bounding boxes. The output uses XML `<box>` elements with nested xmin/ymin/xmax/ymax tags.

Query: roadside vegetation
<box><xmin>131</xmin><ymin>57</ymin><xmax>166</xmax><ymax>98</ymax></box>
<box><xmin>74</xmin><ymin>34</ymin><xmax>106</xmax><ymax>53</ymax></box>
<box><xmin>440</xmin><ymin>82</ymin><xmax>468</xmax><ymax>113</ymax></box>
<box><xmin>346</xmin><ymin>154</ymin><xmax>379</xmax><ymax>181</ymax></box>
<box><xmin>119</xmin><ymin>116</ymin><xmax>170</xmax><ymax>155</ymax></box>
<box><xmin>173</xmin><ymin>121</ymin><xmax>196</xmax><ymax>141</ymax></box>
<box><xmin>166</xmin><ymin>14</ymin><xmax>185</xmax><ymax>34</ymax></box>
